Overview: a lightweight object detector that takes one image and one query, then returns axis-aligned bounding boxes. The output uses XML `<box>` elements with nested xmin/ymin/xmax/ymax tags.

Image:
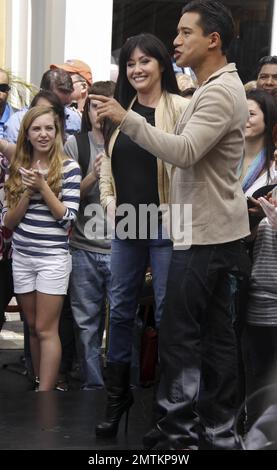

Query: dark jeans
<box><xmin>155</xmin><ymin>241</ymin><xmax>247</xmax><ymax>450</ymax></box>
<box><xmin>0</xmin><ymin>258</ymin><xmax>13</xmax><ymax>331</ymax></box>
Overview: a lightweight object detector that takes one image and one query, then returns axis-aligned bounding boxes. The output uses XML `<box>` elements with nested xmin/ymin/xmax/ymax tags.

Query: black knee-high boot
<box><xmin>95</xmin><ymin>362</ymin><xmax>134</xmax><ymax>438</ymax></box>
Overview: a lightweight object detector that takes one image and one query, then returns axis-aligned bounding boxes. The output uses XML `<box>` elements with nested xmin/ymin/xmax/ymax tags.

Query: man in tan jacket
<box><xmin>93</xmin><ymin>0</ymin><xmax>250</xmax><ymax>450</ymax></box>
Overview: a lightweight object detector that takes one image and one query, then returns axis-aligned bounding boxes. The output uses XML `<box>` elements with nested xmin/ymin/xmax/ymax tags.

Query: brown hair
<box><xmin>272</xmin><ymin>123</ymin><xmax>277</xmax><ymax>144</ymax></box>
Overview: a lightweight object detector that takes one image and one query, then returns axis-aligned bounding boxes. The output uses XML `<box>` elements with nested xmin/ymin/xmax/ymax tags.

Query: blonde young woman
<box><xmin>2</xmin><ymin>106</ymin><xmax>81</xmax><ymax>391</ymax></box>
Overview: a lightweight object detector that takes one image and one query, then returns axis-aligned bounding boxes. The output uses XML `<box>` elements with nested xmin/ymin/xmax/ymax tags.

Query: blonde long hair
<box><xmin>5</xmin><ymin>106</ymin><xmax>65</xmax><ymax>208</ymax></box>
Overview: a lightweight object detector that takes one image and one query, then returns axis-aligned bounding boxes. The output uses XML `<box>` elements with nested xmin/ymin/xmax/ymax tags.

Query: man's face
<box><xmin>0</xmin><ymin>71</ymin><xmax>10</xmax><ymax>109</ymax></box>
<box><xmin>70</xmin><ymin>73</ymin><xmax>87</xmax><ymax>102</ymax></box>
<box><xmin>257</xmin><ymin>64</ymin><xmax>277</xmax><ymax>92</ymax></box>
<box><xmin>173</xmin><ymin>12</ymin><xmax>211</xmax><ymax>70</ymax></box>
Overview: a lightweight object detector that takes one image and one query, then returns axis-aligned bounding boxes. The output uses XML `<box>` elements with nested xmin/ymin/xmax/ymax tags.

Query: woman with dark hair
<box><xmin>240</xmin><ymin>89</ymin><xmax>277</xmax><ymax>196</ymax></box>
<box><xmin>242</xmin><ymin>123</ymin><xmax>277</xmax><ymax>429</ymax></box>
<box><xmin>96</xmin><ymin>33</ymin><xmax>189</xmax><ymax>437</ymax></box>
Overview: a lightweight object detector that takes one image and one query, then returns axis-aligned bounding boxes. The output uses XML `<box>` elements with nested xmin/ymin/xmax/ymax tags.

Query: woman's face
<box><xmin>88</xmin><ymin>99</ymin><xmax>102</xmax><ymax>131</ymax></box>
<box><xmin>245</xmin><ymin>99</ymin><xmax>265</xmax><ymax>139</ymax></box>
<box><xmin>126</xmin><ymin>47</ymin><xmax>163</xmax><ymax>95</ymax></box>
<box><xmin>27</xmin><ymin>113</ymin><xmax>56</xmax><ymax>154</ymax></box>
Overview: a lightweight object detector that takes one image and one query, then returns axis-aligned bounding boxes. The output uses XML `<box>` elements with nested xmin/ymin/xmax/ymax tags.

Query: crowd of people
<box><xmin>1</xmin><ymin>0</ymin><xmax>277</xmax><ymax>450</ymax></box>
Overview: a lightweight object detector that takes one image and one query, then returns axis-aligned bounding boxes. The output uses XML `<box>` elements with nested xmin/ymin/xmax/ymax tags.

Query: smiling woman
<box><xmin>241</xmin><ymin>89</ymin><xmax>277</xmax><ymax>197</ymax></box>
<box><xmin>2</xmin><ymin>106</ymin><xmax>81</xmax><ymax>392</ymax></box>
<box><xmin>94</xmin><ymin>32</ymin><xmax>189</xmax><ymax>439</ymax></box>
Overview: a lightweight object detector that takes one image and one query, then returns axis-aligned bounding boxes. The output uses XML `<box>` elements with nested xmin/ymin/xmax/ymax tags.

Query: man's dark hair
<box><xmin>257</xmin><ymin>56</ymin><xmax>277</xmax><ymax>77</ymax></box>
<box><xmin>40</xmin><ymin>69</ymin><xmax>74</xmax><ymax>93</ymax></box>
<box><xmin>81</xmin><ymin>81</ymin><xmax>116</xmax><ymax>133</ymax></box>
<box><xmin>182</xmin><ymin>0</ymin><xmax>235</xmax><ymax>55</ymax></box>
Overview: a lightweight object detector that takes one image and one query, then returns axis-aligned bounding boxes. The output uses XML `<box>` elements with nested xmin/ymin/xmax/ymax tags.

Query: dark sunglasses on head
<box><xmin>0</xmin><ymin>83</ymin><xmax>10</xmax><ymax>93</ymax></box>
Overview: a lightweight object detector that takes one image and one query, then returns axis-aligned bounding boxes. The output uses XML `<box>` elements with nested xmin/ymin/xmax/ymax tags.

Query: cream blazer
<box><xmin>99</xmin><ymin>92</ymin><xmax>189</xmax><ymax>209</ymax></box>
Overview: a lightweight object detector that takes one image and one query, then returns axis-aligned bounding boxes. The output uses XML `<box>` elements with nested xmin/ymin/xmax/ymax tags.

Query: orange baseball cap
<box><xmin>50</xmin><ymin>59</ymin><xmax>92</xmax><ymax>85</ymax></box>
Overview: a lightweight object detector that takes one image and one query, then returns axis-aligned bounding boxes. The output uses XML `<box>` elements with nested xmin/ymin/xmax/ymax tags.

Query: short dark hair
<box><xmin>40</xmin><ymin>69</ymin><xmax>74</xmax><ymax>93</ymax></box>
<box><xmin>257</xmin><ymin>56</ymin><xmax>277</xmax><ymax>76</ymax></box>
<box><xmin>81</xmin><ymin>81</ymin><xmax>116</xmax><ymax>133</ymax></box>
<box><xmin>181</xmin><ymin>0</ymin><xmax>235</xmax><ymax>55</ymax></box>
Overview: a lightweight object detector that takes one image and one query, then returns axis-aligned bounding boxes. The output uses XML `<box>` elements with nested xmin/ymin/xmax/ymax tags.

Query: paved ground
<box><xmin>0</xmin><ymin>316</ymin><xmax>154</xmax><ymax>450</ymax></box>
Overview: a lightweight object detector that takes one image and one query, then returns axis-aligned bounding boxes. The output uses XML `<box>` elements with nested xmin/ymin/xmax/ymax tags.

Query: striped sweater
<box><xmin>2</xmin><ymin>158</ymin><xmax>81</xmax><ymax>257</ymax></box>
<box><xmin>247</xmin><ymin>218</ymin><xmax>277</xmax><ymax>326</ymax></box>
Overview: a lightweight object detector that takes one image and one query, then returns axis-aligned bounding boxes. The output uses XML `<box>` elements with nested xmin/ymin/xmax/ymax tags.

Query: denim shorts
<box><xmin>12</xmin><ymin>249</ymin><xmax>72</xmax><ymax>295</ymax></box>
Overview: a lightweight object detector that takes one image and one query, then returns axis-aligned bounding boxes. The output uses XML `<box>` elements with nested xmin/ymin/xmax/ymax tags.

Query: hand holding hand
<box><xmin>258</xmin><ymin>196</ymin><xmax>277</xmax><ymax>229</ymax></box>
<box><xmin>248</xmin><ymin>196</ymin><xmax>265</xmax><ymax>217</ymax></box>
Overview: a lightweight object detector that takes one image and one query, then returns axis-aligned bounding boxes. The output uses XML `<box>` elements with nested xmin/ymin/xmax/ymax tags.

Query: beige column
<box><xmin>64</xmin><ymin>0</ymin><xmax>113</xmax><ymax>81</ymax></box>
<box><xmin>4</xmin><ymin>0</ymin><xmax>32</xmax><ymax>80</ymax></box>
<box><xmin>0</xmin><ymin>0</ymin><xmax>7</xmax><ymax>66</ymax></box>
<box><xmin>2</xmin><ymin>0</ymin><xmax>113</xmax><ymax>87</ymax></box>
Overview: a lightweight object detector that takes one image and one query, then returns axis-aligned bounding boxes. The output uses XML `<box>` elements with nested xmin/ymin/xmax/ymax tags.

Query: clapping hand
<box><xmin>19</xmin><ymin>160</ymin><xmax>46</xmax><ymax>193</ymax></box>
<box><xmin>258</xmin><ymin>194</ymin><xmax>277</xmax><ymax>229</ymax></box>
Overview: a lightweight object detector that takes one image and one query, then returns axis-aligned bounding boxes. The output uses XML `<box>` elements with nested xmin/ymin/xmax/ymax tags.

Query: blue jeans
<box><xmin>156</xmin><ymin>241</ymin><xmax>247</xmax><ymax>449</ymax></box>
<box><xmin>108</xmin><ymin>235</ymin><xmax>172</xmax><ymax>363</ymax></box>
<box><xmin>70</xmin><ymin>249</ymin><xmax>111</xmax><ymax>389</ymax></box>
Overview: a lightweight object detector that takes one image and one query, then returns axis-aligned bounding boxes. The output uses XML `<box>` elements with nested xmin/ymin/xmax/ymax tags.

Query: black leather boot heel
<box><xmin>95</xmin><ymin>362</ymin><xmax>133</xmax><ymax>438</ymax></box>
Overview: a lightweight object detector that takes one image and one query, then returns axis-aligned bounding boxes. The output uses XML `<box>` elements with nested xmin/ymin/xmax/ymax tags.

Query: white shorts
<box><xmin>12</xmin><ymin>250</ymin><xmax>72</xmax><ymax>295</ymax></box>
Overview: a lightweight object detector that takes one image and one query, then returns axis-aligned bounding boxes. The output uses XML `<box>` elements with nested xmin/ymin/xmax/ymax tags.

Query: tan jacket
<box><xmin>99</xmin><ymin>92</ymin><xmax>189</xmax><ymax>208</ymax></box>
<box><xmin>120</xmin><ymin>63</ymin><xmax>250</xmax><ymax>246</ymax></box>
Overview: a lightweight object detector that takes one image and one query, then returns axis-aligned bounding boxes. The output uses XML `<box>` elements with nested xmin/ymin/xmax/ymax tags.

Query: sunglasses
<box><xmin>0</xmin><ymin>83</ymin><xmax>10</xmax><ymax>93</ymax></box>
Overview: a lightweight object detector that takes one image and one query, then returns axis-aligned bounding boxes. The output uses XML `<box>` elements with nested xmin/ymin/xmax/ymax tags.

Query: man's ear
<box><xmin>81</xmin><ymin>82</ymin><xmax>88</xmax><ymax>97</ymax></box>
<box><xmin>208</xmin><ymin>32</ymin><xmax>221</xmax><ymax>50</ymax></box>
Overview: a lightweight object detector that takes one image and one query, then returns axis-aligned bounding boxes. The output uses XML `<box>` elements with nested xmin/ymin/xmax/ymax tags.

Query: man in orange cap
<box><xmin>51</xmin><ymin>60</ymin><xmax>93</xmax><ymax>115</ymax></box>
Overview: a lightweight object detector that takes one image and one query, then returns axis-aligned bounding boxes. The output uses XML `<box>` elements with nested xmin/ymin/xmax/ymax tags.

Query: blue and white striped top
<box><xmin>2</xmin><ymin>158</ymin><xmax>81</xmax><ymax>257</ymax></box>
